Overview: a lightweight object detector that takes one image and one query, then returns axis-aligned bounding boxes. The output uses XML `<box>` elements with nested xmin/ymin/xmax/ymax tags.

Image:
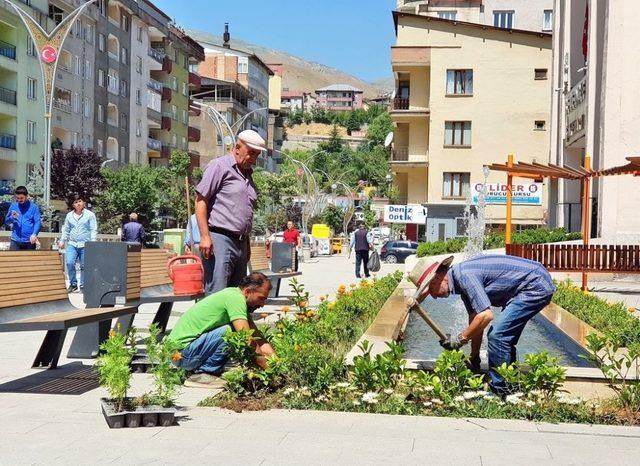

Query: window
<box><xmin>74</xmin><ymin>55</ymin><xmax>81</xmax><ymax>75</ymax></box>
<box><xmin>437</xmin><ymin>11</ymin><xmax>457</xmax><ymax>20</ymax></box>
<box><xmin>27</xmin><ymin>37</ymin><xmax>35</xmax><ymax>56</ymax></box>
<box><xmin>121</xmin><ymin>47</ymin><xmax>128</xmax><ymax>65</ymax></box>
<box><xmin>98</xmin><ymin>33</ymin><xmax>105</xmax><ymax>51</ymax></box>
<box><xmin>26</xmin><ymin>163</ymin><xmax>35</xmax><ymax>180</ymax></box>
<box><xmin>182</xmin><ymin>110</ymin><xmax>188</xmax><ymax>125</ymax></box>
<box><xmin>543</xmin><ymin>10</ymin><xmax>553</xmax><ymax>31</ymax></box>
<box><xmin>238</xmin><ymin>56</ymin><xmax>248</xmax><ymax>74</ymax></box>
<box><xmin>446</xmin><ymin>69</ymin><xmax>473</xmax><ymax>95</ymax></box>
<box><xmin>85</xmin><ymin>60</ymin><xmax>92</xmax><ymax>80</ymax></box>
<box><xmin>171</xmin><ymin>133</ymin><xmax>177</xmax><ymax>147</ymax></box>
<box><xmin>121</xmin><ymin>112</ymin><xmax>128</xmax><ymax>130</ymax></box>
<box><xmin>26</xmin><ymin>121</ymin><xmax>36</xmax><ymax>143</ymax></box>
<box><xmin>443</xmin><ymin>173</ymin><xmax>470</xmax><ymax>198</ymax></box>
<box><xmin>137</xmin><ymin>25</ymin><xmax>143</xmax><ymax>42</ymax></box>
<box><xmin>171</xmin><ymin>104</ymin><xmax>177</xmax><ymax>120</ymax></box>
<box><xmin>120</xmin><ymin>146</ymin><xmax>126</xmax><ymax>163</ymax></box>
<box><xmin>121</xmin><ymin>14</ymin><xmax>129</xmax><ymax>32</ymax></box>
<box><xmin>444</xmin><ymin>121</ymin><xmax>472</xmax><ymax>146</ymax></box>
<box><xmin>98</xmin><ymin>0</ymin><xmax>106</xmax><ymax>17</ymax></box>
<box><xmin>534</xmin><ymin>120</ymin><xmax>546</xmax><ymax>131</ymax></box>
<box><xmin>120</xmin><ymin>80</ymin><xmax>128</xmax><ymax>97</ymax></box>
<box><xmin>84</xmin><ymin>97</ymin><xmax>90</xmax><ymax>118</ymax></box>
<box><xmin>455</xmin><ymin>217</ymin><xmax>466</xmax><ymax>236</ymax></box>
<box><xmin>182</xmin><ymin>82</ymin><xmax>188</xmax><ymax>96</ymax></box>
<box><xmin>135</xmin><ymin>89</ymin><xmax>142</xmax><ymax>105</ymax></box>
<box><xmin>535</xmin><ymin>68</ymin><xmax>548</xmax><ymax>80</ymax></box>
<box><xmin>135</xmin><ymin>150</ymin><xmax>141</xmax><ymax>164</ymax></box>
<box><xmin>97</xmin><ymin>104</ymin><xmax>104</xmax><ymax>123</ymax></box>
<box><xmin>493</xmin><ymin>11</ymin><xmax>514</xmax><ymax>28</ymax></box>
<box><xmin>182</xmin><ymin>136</ymin><xmax>187</xmax><ymax>150</ymax></box>
<box><xmin>97</xmin><ymin>139</ymin><xmax>104</xmax><ymax>156</ymax></box>
<box><xmin>171</xmin><ymin>77</ymin><xmax>178</xmax><ymax>91</ymax></box>
<box><xmin>85</xmin><ymin>24</ymin><xmax>94</xmax><ymax>44</ymax></box>
<box><xmin>27</xmin><ymin>77</ymin><xmax>36</xmax><ymax>99</ymax></box>
<box><xmin>73</xmin><ymin>92</ymin><xmax>80</xmax><ymax>113</ymax></box>
<box><xmin>136</xmin><ymin>56</ymin><xmax>142</xmax><ymax>74</ymax></box>
<box><xmin>98</xmin><ymin>68</ymin><xmax>105</xmax><ymax>87</ymax></box>
<box><xmin>136</xmin><ymin>119</ymin><xmax>141</xmax><ymax>137</ymax></box>
<box><xmin>73</xmin><ymin>20</ymin><xmax>81</xmax><ymax>38</ymax></box>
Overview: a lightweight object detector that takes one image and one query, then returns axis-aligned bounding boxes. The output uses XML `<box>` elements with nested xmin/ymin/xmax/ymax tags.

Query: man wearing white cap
<box><xmin>409</xmin><ymin>254</ymin><xmax>555</xmax><ymax>395</ymax></box>
<box><xmin>195</xmin><ymin>130</ymin><xmax>266</xmax><ymax>294</ymax></box>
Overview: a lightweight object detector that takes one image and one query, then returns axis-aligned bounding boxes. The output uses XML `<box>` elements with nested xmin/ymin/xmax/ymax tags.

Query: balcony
<box><xmin>391</xmin><ymin>46</ymin><xmax>430</xmax><ymax>68</ymax></box>
<box><xmin>390</xmin><ymin>96</ymin><xmax>430</xmax><ymax>117</ymax></box>
<box><xmin>161</xmin><ymin>114</ymin><xmax>172</xmax><ymax>131</ymax></box>
<box><xmin>161</xmin><ymin>86</ymin><xmax>172</xmax><ymax>102</ymax></box>
<box><xmin>147</xmin><ymin>106</ymin><xmax>161</xmax><ymax>123</ymax></box>
<box><xmin>0</xmin><ymin>40</ymin><xmax>16</xmax><ymax>60</ymax></box>
<box><xmin>188</xmin><ymin>71</ymin><xmax>201</xmax><ymax>89</ymax></box>
<box><xmin>0</xmin><ymin>86</ymin><xmax>16</xmax><ymax>105</ymax></box>
<box><xmin>188</xmin><ymin>126</ymin><xmax>201</xmax><ymax>143</ymax></box>
<box><xmin>392</xmin><ymin>97</ymin><xmax>409</xmax><ymax>110</ymax></box>
<box><xmin>390</xmin><ymin>146</ymin><xmax>429</xmax><ymax>165</ymax></box>
<box><xmin>148</xmin><ymin>47</ymin><xmax>164</xmax><ymax>64</ymax></box>
<box><xmin>189</xmin><ymin>100</ymin><xmax>201</xmax><ymax>116</ymax></box>
<box><xmin>147</xmin><ymin>137</ymin><xmax>162</xmax><ymax>151</ymax></box>
<box><xmin>0</xmin><ymin>133</ymin><xmax>16</xmax><ymax>150</ymax></box>
<box><xmin>565</xmin><ymin>76</ymin><xmax>587</xmax><ymax>147</ymax></box>
<box><xmin>148</xmin><ymin>78</ymin><xmax>163</xmax><ymax>92</ymax></box>
<box><xmin>161</xmin><ymin>145</ymin><xmax>171</xmax><ymax>158</ymax></box>
<box><xmin>188</xmin><ymin>151</ymin><xmax>201</xmax><ymax>169</ymax></box>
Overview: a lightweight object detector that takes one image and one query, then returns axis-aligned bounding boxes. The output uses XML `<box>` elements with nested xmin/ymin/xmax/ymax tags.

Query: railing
<box><xmin>148</xmin><ymin>47</ymin><xmax>165</xmax><ymax>63</ymax></box>
<box><xmin>147</xmin><ymin>106</ymin><xmax>161</xmax><ymax>122</ymax></box>
<box><xmin>147</xmin><ymin>137</ymin><xmax>162</xmax><ymax>151</ymax></box>
<box><xmin>0</xmin><ymin>86</ymin><xmax>17</xmax><ymax>105</ymax></box>
<box><xmin>0</xmin><ymin>40</ymin><xmax>16</xmax><ymax>60</ymax></box>
<box><xmin>107</xmin><ymin>51</ymin><xmax>119</xmax><ymax>61</ymax></box>
<box><xmin>506</xmin><ymin>243</ymin><xmax>640</xmax><ymax>273</ymax></box>
<box><xmin>148</xmin><ymin>78</ymin><xmax>163</xmax><ymax>92</ymax></box>
<box><xmin>0</xmin><ymin>133</ymin><xmax>16</xmax><ymax>150</ymax></box>
<box><xmin>391</xmin><ymin>147</ymin><xmax>409</xmax><ymax>161</ymax></box>
<box><xmin>107</xmin><ymin>118</ymin><xmax>118</xmax><ymax>127</ymax></box>
<box><xmin>390</xmin><ymin>146</ymin><xmax>429</xmax><ymax>163</ymax></box>
<box><xmin>53</xmin><ymin>99</ymin><xmax>72</xmax><ymax>113</ymax></box>
<box><xmin>392</xmin><ymin>97</ymin><xmax>410</xmax><ymax>110</ymax></box>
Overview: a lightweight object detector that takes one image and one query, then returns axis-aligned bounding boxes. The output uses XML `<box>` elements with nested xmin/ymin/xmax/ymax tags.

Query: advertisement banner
<box><xmin>383</xmin><ymin>205</ymin><xmax>428</xmax><ymax>224</ymax></box>
<box><xmin>472</xmin><ymin>183</ymin><xmax>542</xmax><ymax>205</ymax></box>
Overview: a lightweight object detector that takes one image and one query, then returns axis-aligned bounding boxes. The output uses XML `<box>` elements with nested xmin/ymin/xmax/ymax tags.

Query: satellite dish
<box><xmin>384</xmin><ymin>132</ymin><xmax>394</xmax><ymax>148</ymax></box>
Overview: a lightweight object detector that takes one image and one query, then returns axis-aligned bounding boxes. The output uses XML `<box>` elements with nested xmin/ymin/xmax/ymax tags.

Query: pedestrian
<box><xmin>195</xmin><ymin>130</ymin><xmax>265</xmax><ymax>294</ymax></box>
<box><xmin>350</xmin><ymin>223</ymin><xmax>373</xmax><ymax>278</ymax></box>
<box><xmin>4</xmin><ymin>186</ymin><xmax>40</xmax><ymax>250</ymax></box>
<box><xmin>168</xmin><ymin>272</ymin><xmax>276</xmax><ymax>388</ymax></box>
<box><xmin>282</xmin><ymin>220</ymin><xmax>302</xmax><ymax>248</ymax></box>
<box><xmin>184</xmin><ymin>213</ymin><xmax>200</xmax><ymax>255</ymax></box>
<box><xmin>121</xmin><ymin>212</ymin><xmax>145</xmax><ymax>244</ymax></box>
<box><xmin>59</xmin><ymin>194</ymin><xmax>98</xmax><ymax>293</ymax></box>
<box><xmin>408</xmin><ymin>254</ymin><xmax>556</xmax><ymax>395</ymax></box>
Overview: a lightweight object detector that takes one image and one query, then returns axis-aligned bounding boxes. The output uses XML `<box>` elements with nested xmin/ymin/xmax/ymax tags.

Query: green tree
<box><xmin>163</xmin><ymin>150</ymin><xmax>193</xmax><ymax>226</ymax></box>
<box><xmin>346</xmin><ymin>111</ymin><xmax>360</xmax><ymax>135</ymax></box>
<box><xmin>319</xmin><ymin>124</ymin><xmax>345</xmax><ymax>154</ymax></box>
<box><xmin>366</xmin><ymin>113</ymin><xmax>394</xmax><ymax>147</ymax></box>
<box><xmin>322</xmin><ymin>204</ymin><xmax>345</xmax><ymax>233</ymax></box>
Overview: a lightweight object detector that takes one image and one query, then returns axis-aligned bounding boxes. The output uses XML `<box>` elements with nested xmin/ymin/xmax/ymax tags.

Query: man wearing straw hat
<box><xmin>409</xmin><ymin>254</ymin><xmax>555</xmax><ymax>395</ymax></box>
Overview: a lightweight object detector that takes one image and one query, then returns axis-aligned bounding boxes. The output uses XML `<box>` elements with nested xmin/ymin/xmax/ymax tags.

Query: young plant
<box><xmin>432</xmin><ymin>350</ymin><xmax>484</xmax><ymax>400</ymax></box>
<box><xmin>96</xmin><ymin>328</ymin><xmax>135</xmax><ymax>412</ymax></box>
<box><xmin>494</xmin><ymin>352</ymin><xmax>566</xmax><ymax>399</ymax></box>
<box><xmin>223</xmin><ymin>328</ymin><xmax>257</xmax><ymax>368</ymax></box>
<box><xmin>351</xmin><ymin>340</ymin><xmax>406</xmax><ymax>392</ymax></box>
<box><xmin>145</xmin><ymin>324</ymin><xmax>185</xmax><ymax>407</ymax></box>
<box><xmin>289</xmin><ymin>278</ymin><xmax>310</xmax><ymax>315</ymax></box>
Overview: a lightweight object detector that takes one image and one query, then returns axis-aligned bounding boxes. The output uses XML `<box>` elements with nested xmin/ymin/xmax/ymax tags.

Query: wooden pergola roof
<box><xmin>489</xmin><ymin>157</ymin><xmax>640</xmax><ymax>180</ymax></box>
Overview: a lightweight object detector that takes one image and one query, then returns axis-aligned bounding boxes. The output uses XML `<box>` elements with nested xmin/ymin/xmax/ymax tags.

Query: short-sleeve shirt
<box><xmin>283</xmin><ymin>228</ymin><xmax>300</xmax><ymax>244</ymax></box>
<box><xmin>168</xmin><ymin>287</ymin><xmax>248</xmax><ymax>349</ymax></box>
<box><xmin>447</xmin><ymin>255</ymin><xmax>555</xmax><ymax>315</ymax></box>
<box><xmin>196</xmin><ymin>154</ymin><xmax>258</xmax><ymax>236</ymax></box>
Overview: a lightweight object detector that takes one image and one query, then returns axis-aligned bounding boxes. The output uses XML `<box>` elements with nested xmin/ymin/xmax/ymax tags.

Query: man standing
<box><xmin>168</xmin><ymin>272</ymin><xmax>276</xmax><ymax>388</ymax></box>
<box><xmin>184</xmin><ymin>213</ymin><xmax>200</xmax><ymax>255</ymax></box>
<box><xmin>350</xmin><ymin>223</ymin><xmax>373</xmax><ymax>278</ymax></box>
<box><xmin>195</xmin><ymin>130</ymin><xmax>265</xmax><ymax>294</ymax></box>
<box><xmin>59</xmin><ymin>195</ymin><xmax>98</xmax><ymax>293</ymax></box>
<box><xmin>4</xmin><ymin>186</ymin><xmax>40</xmax><ymax>250</ymax></box>
<box><xmin>282</xmin><ymin>220</ymin><xmax>301</xmax><ymax>248</ymax></box>
<box><xmin>409</xmin><ymin>254</ymin><xmax>556</xmax><ymax>395</ymax></box>
<box><xmin>121</xmin><ymin>212</ymin><xmax>145</xmax><ymax>244</ymax></box>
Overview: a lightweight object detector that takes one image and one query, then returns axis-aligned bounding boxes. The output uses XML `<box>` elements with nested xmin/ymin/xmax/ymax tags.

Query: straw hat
<box><xmin>408</xmin><ymin>255</ymin><xmax>454</xmax><ymax>302</ymax></box>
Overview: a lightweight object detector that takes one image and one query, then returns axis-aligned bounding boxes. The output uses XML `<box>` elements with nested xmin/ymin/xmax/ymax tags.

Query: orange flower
<box><xmin>350</xmin><ymin>283</ymin><xmax>356</xmax><ymax>288</ymax></box>
<box><xmin>294</xmin><ymin>344</ymin><xmax>301</xmax><ymax>352</ymax></box>
<box><xmin>281</xmin><ymin>306</ymin><xmax>290</xmax><ymax>314</ymax></box>
<box><xmin>306</xmin><ymin>310</ymin><xmax>316</xmax><ymax>318</ymax></box>
<box><xmin>629</xmin><ymin>307</ymin><xmax>637</xmax><ymax>313</ymax></box>
<box><xmin>319</xmin><ymin>296</ymin><xmax>326</xmax><ymax>302</ymax></box>
<box><xmin>260</xmin><ymin>312</ymin><xmax>269</xmax><ymax>320</ymax></box>
<box><xmin>108</xmin><ymin>329</ymin><xmax>116</xmax><ymax>338</ymax></box>
<box><xmin>171</xmin><ymin>351</ymin><xmax>182</xmax><ymax>363</ymax></box>
<box><xmin>299</xmin><ymin>301</ymin><xmax>307</xmax><ymax>309</ymax></box>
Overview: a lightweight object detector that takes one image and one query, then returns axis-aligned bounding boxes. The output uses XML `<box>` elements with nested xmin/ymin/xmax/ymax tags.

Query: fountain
<box><xmin>461</xmin><ymin>165</ymin><xmax>489</xmax><ymax>259</ymax></box>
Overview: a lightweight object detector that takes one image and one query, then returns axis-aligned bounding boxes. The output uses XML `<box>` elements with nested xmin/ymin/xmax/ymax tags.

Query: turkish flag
<box><xmin>582</xmin><ymin>4</ymin><xmax>589</xmax><ymax>59</ymax></box>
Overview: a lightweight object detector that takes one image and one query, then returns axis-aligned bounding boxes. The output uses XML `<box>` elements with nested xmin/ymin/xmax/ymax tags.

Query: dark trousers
<box><xmin>202</xmin><ymin>232</ymin><xmax>248</xmax><ymax>295</ymax></box>
<box><xmin>10</xmin><ymin>240</ymin><xmax>36</xmax><ymax>251</ymax></box>
<box><xmin>355</xmin><ymin>250</ymin><xmax>370</xmax><ymax>278</ymax></box>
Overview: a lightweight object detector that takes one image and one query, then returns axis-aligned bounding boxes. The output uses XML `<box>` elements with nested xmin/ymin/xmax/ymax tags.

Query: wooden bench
<box><xmin>0</xmin><ymin>251</ymin><xmax>137</xmax><ymax>369</ymax></box>
<box><xmin>249</xmin><ymin>244</ymin><xmax>301</xmax><ymax>298</ymax></box>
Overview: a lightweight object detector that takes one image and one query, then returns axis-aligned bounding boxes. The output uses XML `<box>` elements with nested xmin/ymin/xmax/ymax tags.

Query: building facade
<box><xmin>549</xmin><ymin>0</ymin><xmax>640</xmax><ymax>242</ymax></box>
<box><xmin>390</xmin><ymin>11</ymin><xmax>552</xmax><ymax>241</ymax></box>
<box><xmin>396</xmin><ymin>0</ymin><xmax>554</xmax><ymax>32</ymax></box>
<box><xmin>315</xmin><ymin>84</ymin><xmax>363</xmax><ymax>111</ymax></box>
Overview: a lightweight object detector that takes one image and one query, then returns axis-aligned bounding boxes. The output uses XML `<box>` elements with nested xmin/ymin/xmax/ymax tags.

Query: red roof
<box><xmin>281</xmin><ymin>90</ymin><xmax>305</xmax><ymax>98</ymax></box>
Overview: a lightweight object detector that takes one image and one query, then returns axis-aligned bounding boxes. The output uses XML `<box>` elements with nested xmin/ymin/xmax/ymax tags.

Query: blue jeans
<box><xmin>177</xmin><ymin>325</ymin><xmax>230</xmax><ymax>374</ymax></box>
<box><xmin>65</xmin><ymin>244</ymin><xmax>85</xmax><ymax>287</ymax></box>
<box><xmin>487</xmin><ymin>293</ymin><xmax>553</xmax><ymax>394</ymax></box>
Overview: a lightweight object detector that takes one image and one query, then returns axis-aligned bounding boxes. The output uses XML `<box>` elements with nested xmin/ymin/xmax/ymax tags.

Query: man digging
<box><xmin>409</xmin><ymin>254</ymin><xmax>556</xmax><ymax>395</ymax></box>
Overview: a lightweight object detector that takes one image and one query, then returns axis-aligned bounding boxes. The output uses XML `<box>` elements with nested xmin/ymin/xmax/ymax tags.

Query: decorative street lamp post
<box><xmin>7</xmin><ymin>0</ymin><xmax>97</xmax><ymax>206</ymax></box>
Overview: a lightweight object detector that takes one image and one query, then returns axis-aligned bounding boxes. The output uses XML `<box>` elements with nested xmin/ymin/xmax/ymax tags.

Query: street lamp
<box><xmin>7</xmin><ymin>0</ymin><xmax>97</xmax><ymax>206</ymax></box>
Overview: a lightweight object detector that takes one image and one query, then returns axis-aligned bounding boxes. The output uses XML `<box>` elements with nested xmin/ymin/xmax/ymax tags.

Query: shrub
<box><xmin>145</xmin><ymin>325</ymin><xmax>185</xmax><ymax>407</ymax></box>
<box><xmin>351</xmin><ymin>340</ymin><xmax>406</xmax><ymax>392</ymax></box>
<box><xmin>96</xmin><ymin>327</ymin><xmax>136</xmax><ymax>412</ymax></box>
<box><xmin>494</xmin><ymin>352</ymin><xmax>566</xmax><ymax>399</ymax></box>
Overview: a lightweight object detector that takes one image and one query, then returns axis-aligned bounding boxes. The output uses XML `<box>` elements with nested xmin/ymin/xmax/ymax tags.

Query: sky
<box><xmin>152</xmin><ymin>0</ymin><xmax>397</xmax><ymax>82</ymax></box>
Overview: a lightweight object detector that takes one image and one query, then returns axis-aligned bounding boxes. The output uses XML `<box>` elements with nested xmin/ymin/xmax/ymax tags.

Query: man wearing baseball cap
<box><xmin>195</xmin><ymin>130</ymin><xmax>266</xmax><ymax>294</ymax></box>
<box><xmin>409</xmin><ymin>254</ymin><xmax>555</xmax><ymax>395</ymax></box>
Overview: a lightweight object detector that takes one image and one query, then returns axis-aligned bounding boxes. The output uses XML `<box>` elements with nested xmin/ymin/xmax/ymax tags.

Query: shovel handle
<box><xmin>410</xmin><ymin>302</ymin><xmax>448</xmax><ymax>341</ymax></box>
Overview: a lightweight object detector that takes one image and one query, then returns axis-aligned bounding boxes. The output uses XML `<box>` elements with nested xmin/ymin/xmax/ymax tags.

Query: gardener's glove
<box><xmin>439</xmin><ymin>334</ymin><xmax>463</xmax><ymax>351</ymax></box>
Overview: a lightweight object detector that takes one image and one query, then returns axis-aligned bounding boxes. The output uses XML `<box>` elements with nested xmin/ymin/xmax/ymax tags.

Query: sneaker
<box><xmin>67</xmin><ymin>284</ymin><xmax>78</xmax><ymax>293</ymax></box>
<box><xmin>184</xmin><ymin>373</ymin><xmax>227</xmax><ymax>389</ymax></box>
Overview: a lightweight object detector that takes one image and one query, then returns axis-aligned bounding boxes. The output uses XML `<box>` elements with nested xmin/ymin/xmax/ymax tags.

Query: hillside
<box><xmin>187</xmin><ymin>30</ymin><xmax>392</xmax><ymax>99</ymax></box>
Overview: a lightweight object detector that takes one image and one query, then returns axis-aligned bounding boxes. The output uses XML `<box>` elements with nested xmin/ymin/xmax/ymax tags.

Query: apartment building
<box><xmin>0</xmin><ymin>0</ymin><xmax>51</xmax><ymax>188</ymax></box>
<box><xmin>390</xmin><ymin>11</ymin><xmax>552</xmax><ymax>241</ymax></box>
<box><xmin>267</xmin><ymin>63</ymin><xmax>284</xmax><ymax>168</ymax></box>
<box><xmin>549</xmin><ymin>0</ymin><xmax>640</xmax><ymax>242</ymax></box>
<box><xmin>396</xmin><ymin>0</ymin><xmax>554</xmax><ymax>32</ymax></box>
<box><xmin>315</xmin><ymin>84</ymin><xmax>363</xmax><ymax>111</ymax></box>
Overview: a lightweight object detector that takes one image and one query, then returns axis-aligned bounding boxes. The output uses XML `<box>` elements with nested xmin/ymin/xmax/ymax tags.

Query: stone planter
<box><xmin>100</xmin><ymin>398</ymin><xmax>176</xmax><ymax>429</ymax></box>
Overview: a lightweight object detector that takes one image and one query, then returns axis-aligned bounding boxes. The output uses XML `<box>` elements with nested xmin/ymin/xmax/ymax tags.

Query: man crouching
<box><xmin>168</xmin><ymin>272</ymin><xmax>275</xmax><ymax>388</ymax></box>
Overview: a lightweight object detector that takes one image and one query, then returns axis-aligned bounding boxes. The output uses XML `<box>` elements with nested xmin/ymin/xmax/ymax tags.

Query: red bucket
<box><xmin>167</xmin><ymin>254</ymin><xmax>204</xmax><ymax>295</ymax></box>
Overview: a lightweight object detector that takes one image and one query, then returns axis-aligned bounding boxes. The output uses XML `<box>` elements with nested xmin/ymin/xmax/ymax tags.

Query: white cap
<box><xmin>237</xmin><ymin>130</ymin><xmax>267</xmax><ymax>152</ymax></box>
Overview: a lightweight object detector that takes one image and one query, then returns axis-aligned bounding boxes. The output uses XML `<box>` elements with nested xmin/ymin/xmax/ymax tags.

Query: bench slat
<box><xmin>0</xmin><ymin>305</ymin><xmax>138</xmax><ymax>331</ymax></box>
<box><xmin>1</xmin><ymin>281</ymin><xmax>67</xmax><ymax>294</ymax></box>
<box><xmin>2</xmin><ymin>292</ymin><xmax>70</xmax><ymax>308</ymax></box>
<box><xmin>0</xmin><ymin>273</ymin><xmax>64</xmax><ymax>286</ymax></box>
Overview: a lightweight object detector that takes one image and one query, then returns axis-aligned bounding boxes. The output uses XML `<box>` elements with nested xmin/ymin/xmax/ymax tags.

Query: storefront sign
<box><xmin>472</xmin><ymin>183</ymin><xmax>542</xmax><ymax>205</ymax></box>
<box><xmin>383</xmin><ymin>205</ymin><xmax>428</xmax><ymax>224</ymax></box>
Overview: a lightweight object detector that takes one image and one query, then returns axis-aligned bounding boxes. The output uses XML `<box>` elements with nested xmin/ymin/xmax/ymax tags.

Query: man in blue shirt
<box><xmin>410</xmin><ymin>254</ymin><xmax>556</xmax><ymax>395</ymax></box>
<box><xmin>4</xmin><ymin>186</ymin><xmax>41</xmax><ymax>250</ymax></box>
<box><xmin>59</xmin><ymin>194</ymin><xmax>98</xmax><ymax>293</ymax></box>
<box><xmin>121</xmin><ymin>212</ymin><xmax>145</xmax><ymax>244</ymax></box>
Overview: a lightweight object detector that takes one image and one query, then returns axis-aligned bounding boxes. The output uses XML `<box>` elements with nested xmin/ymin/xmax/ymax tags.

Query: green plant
<box><xmin>145</xmin><ymin>325</ymin><xmax>185</xmax><ymax>407</ymax></box>
<box><xmin>351</xmin><ymin>340</ymin><xmax>406</xmax><ymax>391</ymax></box>
<box><xmin>494</xmin><ymin>352</ymin><xmax>566</xmax><ymax>399</ymax></box>
<box><xmin>289</xmin><ymin>278</ymin><xmax>311</xmax><ymax>315</ymax></box>
<box><xmin>223</xmin><ymin>328</ymin><xmax>257</xmax><ymax>368</ymax></box>
<box><xmin>432</xmin><ymin>350</ymin><xmax>484</xmax><ymax>400</ymax></box>
<box><xmin>96</xmin><ymin>327</ymin><xmax>136</xmax><ymax>412</ymax></box>
<box><xmin>584</xmin><ymin>334</ymin><xmax>640</xmax><ymax>417</ymax></box>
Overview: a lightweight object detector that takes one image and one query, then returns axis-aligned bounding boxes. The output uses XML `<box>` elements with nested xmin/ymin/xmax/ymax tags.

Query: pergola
<box><xmin>489</xmin><ymin>155</ymin><xmax>640</xmax><ymax>289</ymax></box>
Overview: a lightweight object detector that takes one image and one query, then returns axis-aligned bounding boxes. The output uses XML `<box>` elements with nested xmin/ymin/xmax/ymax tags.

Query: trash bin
<box><xmin>163</xmin><ymin>228</ymin><xmax>186</xmax><ymax>254</ymax></box>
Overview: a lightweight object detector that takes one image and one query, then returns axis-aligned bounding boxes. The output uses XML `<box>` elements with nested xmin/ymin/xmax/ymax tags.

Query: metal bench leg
<box><xmin>33</xmin><ymin>329</ymin><xmax>68</xmax><ymax>369</ymax></box>
<box><xmin>268</xmin><ymin>278</ymin><xmax>282</xmax><ymax>298</ymax></box>
<box><xmin>114</xmin><ymin>312</ymin><xmax>137</xmax><ymax>334</ymax></box>
<box><xmin>67</xmin><ymin>312</ymin><xmax>114</xmax><ymax>359</ymax></box>
<box><xmin>151</xmin><ymin>302</ymin><xmax>174</xmax><ymax>334</ymax></box>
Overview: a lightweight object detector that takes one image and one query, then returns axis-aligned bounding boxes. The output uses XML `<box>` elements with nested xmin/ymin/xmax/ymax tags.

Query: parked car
<box><xmin>379</xmin><ymin>240</ymin><xmax>419</xmax><ymax>264</ymax></box>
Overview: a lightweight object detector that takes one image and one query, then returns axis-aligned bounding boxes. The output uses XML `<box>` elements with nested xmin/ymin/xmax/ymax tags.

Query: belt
<box><xmin>209</xmin><ymin>226</ymin><xmax>247</xmax><ymax>241</ymax></box>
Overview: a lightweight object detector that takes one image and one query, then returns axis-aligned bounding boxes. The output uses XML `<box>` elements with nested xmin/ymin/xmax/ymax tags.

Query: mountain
<box><xmin>187</xmin><ymin>30</ymin><xmax>391</xmax><ymax>99</ymax></box>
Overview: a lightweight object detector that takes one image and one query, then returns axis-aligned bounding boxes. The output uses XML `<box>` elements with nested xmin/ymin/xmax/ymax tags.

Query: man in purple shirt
<box><xmin>195</xmin><ymin>130</ymin><xmax>265</xmax><ymax>294</ymax></box>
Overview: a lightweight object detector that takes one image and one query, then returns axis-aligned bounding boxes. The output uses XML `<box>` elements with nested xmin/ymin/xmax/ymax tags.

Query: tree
<box><xmin>322</xmin><ymin>204</ymin><xmax>345</xmax><ymax>234</ymax></box>
<box><xmin>51</xmin><ymin>146</ymin><xmax>105</xmax><ymax>208</ymax></box>
<box><xmin>346</xmin><ymin>111</ymin><xmax>360</xmax><ymax>135</ymax></box>
<box><xmin>366</xmin><ymin>113</ymin><xmax>394</xmax><ymax>148</ymax></box>
<box><xmin>319</xmin><ymin>124</ymin><xmax>345</xmax><ymax>154</ymax></box>
<box><xmin>25</xmin><ymin>160</ymin><xmax>55</xmax><ymax>231</ymax></box>
<box><xmin>163</xmin><ymin>150</ymin><xmax>193</xmax><ymax>226</ymax></box>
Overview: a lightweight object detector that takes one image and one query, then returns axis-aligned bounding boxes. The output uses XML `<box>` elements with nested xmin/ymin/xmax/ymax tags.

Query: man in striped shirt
<box><xmin>422</xmin><ymin>254</ymin><xmax>555</xmax><ymax>395</ymax></box>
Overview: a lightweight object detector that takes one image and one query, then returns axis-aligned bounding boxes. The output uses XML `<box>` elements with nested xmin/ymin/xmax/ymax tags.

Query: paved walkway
<box><xmin>2</xmin><ymin>254</ymin><xmax>640</xmax><ymax>465</ymax></box>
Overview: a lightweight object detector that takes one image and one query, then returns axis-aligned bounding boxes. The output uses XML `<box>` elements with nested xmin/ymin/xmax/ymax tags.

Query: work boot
<box><xmin>67</xmin><ymin>284</ymin><xmax>78</xmax><ymax>293</ymax></box>
<box><xmin>184</xmin><ymin>373</ymin><xmax>227</xmax><ymax>389</ymax></box>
